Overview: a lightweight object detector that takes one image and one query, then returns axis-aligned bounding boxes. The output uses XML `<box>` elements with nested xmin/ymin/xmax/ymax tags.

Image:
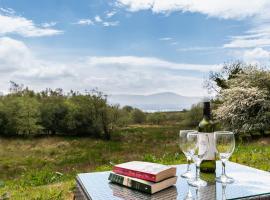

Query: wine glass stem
<box><xmin>187</xmin><ymin>185</ymin><xmax>192</xmax><ymax>198</ymax></box>
<box><xmin>195</xmin><ymin>164</ymin><xmax>200</xmax><ymax>181</ymax></box>
<box><xmin>222</xmin><ymin>161</ymin><xmax>226</xmax><ymax>176</ymax></box>
<box><xmin>187</xmin><ymin>158</ymin><xmax>191</xmax><ymax>172</ymax></box>
<box><xmin>222</xmin><ymin>184</ymin><xmax>227</xmax><ymax>200</ymax></box>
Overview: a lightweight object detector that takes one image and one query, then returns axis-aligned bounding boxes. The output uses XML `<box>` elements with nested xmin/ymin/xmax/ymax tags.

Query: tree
<box><xmin>40</xmin><ymin>96</ymin><xmax>68</xmax><ymax>135</ymax></box>
<box><xmin>3</xmin><ymin>96</ymin><xmax>43</xmax><ymax>135</ymax></box>
<box><xmin>0</xmin><ymin>100</ymin><xmax>8</xmax><ymax>135</ymax></box>
<box><xmin>147</xmin><ymin>112</ymin><xmax>166</xmax><ymax>125</ymax></box>
<box><xmin>205</xmin><ymin>61</ymin><xmax>245</xmax><ymax>93</ymax></box>
<box><xmin>122</xmin><ymin>105</ymin><xmax>134</xmax><ymax>113</ymax></box>
<box><xmin>181</xmin><ymin>103</ymin><xmax>203</xmax><ymax>128</ymax></box>
<box><xmin>131</xmin><ymin>108</ymin><xmax>146</xmax><ymax>124</ymax></box>
<box><xmin>213</xmin><ymin>66</ymin><xmax>270</xmax><ymax>136</ymax></box>
<box><xmin>63</xmin><ymin>95</ymin><xmax>97</xmax><ymax>136</ymax></box>
<box><xmin>115</xmin><ymin>108</ymin><xmax>132</xmax><ymax>127</ymax></box>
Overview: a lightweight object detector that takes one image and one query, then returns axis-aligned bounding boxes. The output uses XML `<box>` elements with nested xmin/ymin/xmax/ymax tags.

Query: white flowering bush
<box><xmin>213</xmin><ymin>66</ymin><xmax>270</xmax><ymax>136</ymax></box>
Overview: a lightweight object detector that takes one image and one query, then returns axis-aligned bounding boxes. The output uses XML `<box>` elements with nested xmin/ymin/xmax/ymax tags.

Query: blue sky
<box><xmin>0</xmin><ymin>0</ymin><xmax>270</xmax><ymax>96</ymax></box>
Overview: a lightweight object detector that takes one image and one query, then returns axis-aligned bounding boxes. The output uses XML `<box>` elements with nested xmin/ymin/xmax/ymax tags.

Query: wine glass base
<box><xmin>184</xmin><ymin>194</ymin><xmax>195</xmax><ymax>200</ymax></box>
<box><xmin>188</xmin><ymin>178</ymin><xmax>207</xmax><ymax>187</ymax></box>
<box><xmin>216</xmin><ymin>175</ymin><xmax>234</xmax><ymax>184</ymax></box>
<box><xmin>181</xmin><ymin>171</ymin><xmax>194</xmax><ymax>179</ymax></box>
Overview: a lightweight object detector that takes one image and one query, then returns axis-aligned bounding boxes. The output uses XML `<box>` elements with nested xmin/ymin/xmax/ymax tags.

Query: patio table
<box><xmin>74</xmin><ymin>161</ymin><xmax>270</xmax><ymax>200</ymax></box>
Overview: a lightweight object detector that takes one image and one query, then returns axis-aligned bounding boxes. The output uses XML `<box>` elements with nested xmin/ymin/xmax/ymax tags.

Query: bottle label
<box><xmin>199</xmin><ymin>133</ymin><xmax>215</xmax><ymax>160</ymax></box>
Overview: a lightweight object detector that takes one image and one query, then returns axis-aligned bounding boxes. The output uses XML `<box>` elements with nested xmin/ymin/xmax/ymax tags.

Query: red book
<box><xmin>113</xmin><ymin>161</ymin><xmax>176</xmax><ymax>182</ymax></box>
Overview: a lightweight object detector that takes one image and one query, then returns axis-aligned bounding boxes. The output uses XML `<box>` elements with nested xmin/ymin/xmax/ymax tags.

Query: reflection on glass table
<box><xmin>109</xmin><ymin>183</ymin><xmax>178</xmax><ymax>200</ymax></box>
<box><xmin>75</xmin><ymin>161</ymin><xmax>270</xmax><ymax>200</ymax></box>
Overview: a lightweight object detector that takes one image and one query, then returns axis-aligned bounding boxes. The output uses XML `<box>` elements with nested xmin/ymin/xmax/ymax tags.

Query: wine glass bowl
<box><xmin>215</xmin><ymin>131</ymin><xmax>235</xmax><ymax>184</ymax></box>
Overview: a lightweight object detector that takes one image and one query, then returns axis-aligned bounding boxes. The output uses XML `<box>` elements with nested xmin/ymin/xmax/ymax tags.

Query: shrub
<box><xmin>131</xmin><ymin>108</ymin><xmax>146</xmax><ymax>124</ymax></box>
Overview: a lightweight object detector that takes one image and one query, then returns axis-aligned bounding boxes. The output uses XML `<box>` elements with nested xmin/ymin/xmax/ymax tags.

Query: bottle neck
<box><xmin>203</xmin><ymin>102</ymin><xmax>211</xmax><ymax>120</ymax></box>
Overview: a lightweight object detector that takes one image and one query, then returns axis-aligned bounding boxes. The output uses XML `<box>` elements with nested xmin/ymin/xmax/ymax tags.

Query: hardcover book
<box><xmin>113</xmin><ymin>161</ymin><xmax>176</xmax><ymax>182</ymax></box>
<box><xmin>108</xmin><ymin>172</ymin><xmax>177</xmax><ymax>194</ymax></box>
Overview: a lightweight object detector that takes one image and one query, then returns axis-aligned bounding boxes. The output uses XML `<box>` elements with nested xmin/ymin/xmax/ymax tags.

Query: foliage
<box><xmin>131</xmin><ymin>108</ymin><xmax>146</xmax><ymax>124</ymax></box>
<box><xmin>205</xmin><ymin>61</ymin><xmax>245</xmax><ymax>93</ymax></box>
<box><xmin>0</xmin><ymin>82</ymin><xmax>123</xmax><ymax>139</ymax></box>
<box><xmin>214</xmin><ymin>86</ymin><xmax>270</xmax><ymax>136</ymax></box>
<box><xmin>181</xmin><ymin>103</ymin><xmax>202</xmax><ymax>127</ymax></box>
<box><xmin>210</xmin><ymin>62</ymin><xmax>270</xmax><ymax>136</ymax></box>
<box><xmin>0</xmin><ymin>95</ymin><xmax>42</xmax><ymax>135</ymax></box>
<box><xmin>147</xmin><ymin>112</ymin><xmax>166</xmax><ymax>125</ymax></box>
<box><xmin>40</xmin><ymin>94</ymin><xmax>68</xmax><ymax>135</ymax></box>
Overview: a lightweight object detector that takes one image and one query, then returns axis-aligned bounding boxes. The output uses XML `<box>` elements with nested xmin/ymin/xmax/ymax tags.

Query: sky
<box><xmin>0</xmin><ymin>0</ymin><xmax>270</xmax><ymax>96</ymax></box>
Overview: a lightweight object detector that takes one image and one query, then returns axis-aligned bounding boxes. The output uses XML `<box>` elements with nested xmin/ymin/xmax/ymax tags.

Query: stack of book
<box><xmin>108</xmin><ymin>161</ymin><xmax>177</xmax><ymax>194</ymax></box>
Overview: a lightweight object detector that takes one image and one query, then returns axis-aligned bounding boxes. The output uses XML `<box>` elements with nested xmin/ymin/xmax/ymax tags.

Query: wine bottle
<box><xmin>198</xmin><ymin>100</ymin><xmax>216</xmax><ymax>173</ymax></box>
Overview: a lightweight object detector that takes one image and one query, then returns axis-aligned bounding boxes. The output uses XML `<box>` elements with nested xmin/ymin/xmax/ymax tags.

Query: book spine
<box><xmin>108</xmin><ymin>173</ymin><xmax>152</xmax><ymax>194</ymax></box>
<box><xmin>113</xmin><ymin>167</ymin><xmax>156</xmax><ymax>182</ymax></box>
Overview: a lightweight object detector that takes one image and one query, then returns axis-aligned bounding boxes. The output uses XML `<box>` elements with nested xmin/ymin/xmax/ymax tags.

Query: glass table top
<box><xmin>77</xmin><ymin>161</ymin><xmax>270</xmax><ymax>200</ymax></box>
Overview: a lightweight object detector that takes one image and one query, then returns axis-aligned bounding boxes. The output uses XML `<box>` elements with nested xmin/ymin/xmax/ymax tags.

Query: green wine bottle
<box><xmin>198</xmin><ymin>100</ymin><xmax>216</xmax><ymax>173</ymax></box>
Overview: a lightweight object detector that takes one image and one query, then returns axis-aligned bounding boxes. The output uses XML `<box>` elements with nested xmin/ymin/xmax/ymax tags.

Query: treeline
<box><xmin>0</xmin><ymin>81</ymin><xmax>206</xmax><ymax>139</ymax></box>
<box><xmin>0</xmin><ymin>82</ymin><xmax>120</xmax><ymax>139</ymax></box>
<box><xmin>118</xmin><ymin>104</ymin><xmax>202</xmax><ymax>127</ymax></box>
<box><xmin>1</xmin><ymin>82</ymin><xmax>186</xmax><ymax>139</ymax></box>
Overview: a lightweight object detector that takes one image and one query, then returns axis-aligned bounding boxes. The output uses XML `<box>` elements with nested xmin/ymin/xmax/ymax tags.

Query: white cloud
<box><xmin>0</xmin><ymin>37</ymin><xmax>218</xmax><ymax>96</ymax></box>
<box><xmin>224</xmin><ymin>24</ymin><xmax>270</xmax><ymax>48</ymax></box>
<box><xmin>103</xmin><ymin>21</ymin><xmax>119</xmax><ymax>27</ymax></box>
<box><xmin>159</xmin><ymin>37</ymin><xmax>172</xmax><ymax>41</ymax></box>
<box><xmin>239</xmin><ymin>48</ymin><xmax>270</xmax><ymax>64</ymax></box>
<box><xmin>116</xmin><ymin>1</ymin><xmax>270</xmax><ymax>51</ymax></box>
<box><xmin>177</xmin><ymin>46</ymin><xmax>220</xmax><ymax>52</ymax></box>
<box><xmin>86</xmin><ymin>56</ymin><xmax>219</xmax><ymax>72</ymax></box>
<box><xmin>0</xmin><ymin>11</ymin><xmax>62</xmax><ymax>37</ymax></box>
<box><xmin>75</xmin><ymin>17</ymin><xmax>118</xmax><ymax>27</ymax></box>
<box><xmin>0</xmin><ymin>37</ymin><xmax>74</xmax><ymax>92</ymax></box>
<box><xmin>106</xmin><ymin>11</ymin><xmax>117</xmax><ymax>18</ymax></box>
<box><xmin>224</xmin><ymin>38</ymin><xmax>270</xmax><ymax>48</ymax></box>
<box><xmin>243</xmin><ymin>48</ymin><xmax>270</xmax><ymax>61</ymax></box>
<box><xmin>41</xmin><ymin>22</ymin><xmax>57</xmax><ymax>28</ymax></box>
<box><xmin>170</xmin><ymin>42</ymin><xmax>178</xmax><ymax>46</ymax></box>
<box><xmin>0</xmin><ymin>7</ymin><xmax>15</xmax><ymax>15</ymax></box>
<box><xmin>0</xmin><ymin>37</ymin><xmax>31</xmax><ymax>72</ymax></box>
<box><xmin>75</xmin><ymin>19</ymin><xmax>94</xmax><ymax>25</ymax></box>
<box><xmin>95</xmin><ymin>15</ymin><xmax>103</xmax><ymax>22</ymax></box>
<box><xmin>83</xmin><ymin>56</ymin><xmax>213</xmax><ymax>95</ymax></box>
<box><xmin>116</xmin><ymin>0</ymin><xmax>270</xmax><ymax>19</ymax></box>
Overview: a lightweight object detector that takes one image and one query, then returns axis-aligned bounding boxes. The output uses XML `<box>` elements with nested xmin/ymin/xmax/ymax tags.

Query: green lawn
<box><xmin>0</xmin><ymin>125</ymin><xmax>269</xmax><ymax>199</ymax></box>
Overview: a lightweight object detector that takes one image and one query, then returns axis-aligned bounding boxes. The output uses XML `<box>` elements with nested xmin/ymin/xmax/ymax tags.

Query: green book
<box><xmin>108</xmin><ymin>172</ymin><xmax>177</xmax><ymax>194</ymax></box>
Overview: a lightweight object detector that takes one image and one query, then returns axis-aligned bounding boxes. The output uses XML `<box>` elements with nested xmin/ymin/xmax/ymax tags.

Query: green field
<box><xmin>0</xmin><ymin>125</ymin><xmax>269</xmax><ymax>199</ymax></box>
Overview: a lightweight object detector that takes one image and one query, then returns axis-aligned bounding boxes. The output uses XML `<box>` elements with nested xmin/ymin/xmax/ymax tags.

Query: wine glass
<box><xmin>184</xmin><ymin>182</ymin><xmax>194</xmax><ymax>200</ymax></box>
<box><xmin>187</xmin><ymin>132</ymin><xmax>210</xmax><ymax>187</ymax></box>
<box><xmin>215</xmin><ymin>131</ymin><xmax>235</xmax><ymax>184</ymax></box>
<box><xmin>179</xmin><ymin>130</ymin><xmax>196</xmax><ymax>179</ymax></box>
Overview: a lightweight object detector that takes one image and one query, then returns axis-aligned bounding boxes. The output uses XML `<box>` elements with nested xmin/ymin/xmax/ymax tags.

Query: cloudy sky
<box><xmin>0</xmin><ymin>0</ymin><xmax>270</xmax><ymax>96</ymax></box>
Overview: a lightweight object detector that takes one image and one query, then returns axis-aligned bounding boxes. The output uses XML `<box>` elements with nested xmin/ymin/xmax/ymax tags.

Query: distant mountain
<box><xmin>107</xmin><ymin>92</ymin><xmax>201</xmax><ymax>112</ymax></box>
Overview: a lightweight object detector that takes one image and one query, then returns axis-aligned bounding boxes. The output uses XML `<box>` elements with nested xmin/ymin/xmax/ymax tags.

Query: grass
<box><xmin>0</xmin><ymin>125</ymin><xmax>269</xmax><ymax>199</ymax></box>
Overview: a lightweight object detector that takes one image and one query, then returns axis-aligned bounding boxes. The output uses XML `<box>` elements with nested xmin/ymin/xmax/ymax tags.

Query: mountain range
<box><xmin>107</xmin><ymin>92</ymin><xmax>201</xmax><ymax>112</ymax></box>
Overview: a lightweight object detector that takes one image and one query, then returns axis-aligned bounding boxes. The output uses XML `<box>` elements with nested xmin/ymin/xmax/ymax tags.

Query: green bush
<box><xmin>131</xmin><ymin>108</ymin><xmax>146</xmax><ymax>124</ymax></box>
<box><xmin>147</xmin><ymin>112</ymin><xmax>166</xmax><ymax>125</ymax></box>
<box><xmin>181</xmin><ymin>103</ymin><xmax>202</xmax><ymax>128</ymax></box>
